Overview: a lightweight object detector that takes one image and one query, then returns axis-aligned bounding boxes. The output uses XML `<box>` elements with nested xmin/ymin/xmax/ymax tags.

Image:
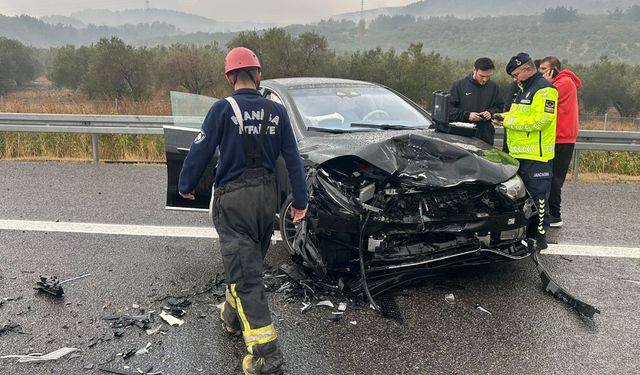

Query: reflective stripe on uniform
<box><xmin>225</xmin><ymin>287</ymin><xmax>237</xmax><ymax>309</ymax></box>
<box><xmin>243</xmin><ymin>323</ymin><xmax>278</xmax><ymax>347</ymax></box>
<box><xmin>231</xmin><ymin>283</ymin><xmax>251</xmax><ymax>331</ymax></box>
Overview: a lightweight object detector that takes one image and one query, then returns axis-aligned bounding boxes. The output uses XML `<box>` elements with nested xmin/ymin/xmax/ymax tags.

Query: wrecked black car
<box><xmin>164</xmin><ymin>78</ymin><xmax>598</xmax><ymax>317</ymax></box>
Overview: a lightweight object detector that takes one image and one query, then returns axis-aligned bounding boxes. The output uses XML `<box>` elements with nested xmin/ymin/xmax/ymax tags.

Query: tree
<box><xmin>81</xmin><ymin>37</ymin><xmax>153</xmax><ymax>100</ymax></box>
<box><xmin>47</xmin><ymin>45</ymin><xmax>93</xmax><ymax>89</ymax></box>
<box><xmin>542</xmin><ymin>6</ymin><xmax>579</xmax><ymax>23</ymax></box>
<box><xmin>0</xmin><ymin>37</ymin><xmax>38</xmax><ymax>93</ymax></box>
<box><xmin>157</xmin><ymin>44</ymin><xmax>226</xmax><ymax>95</ymax></box>
<box><xmin>227</xmin><ymin>28</ymin><xmax>334</xmax><ymax>79</ymax></box>
<box><xmin>580</xmin><ymin>57</ymin><xmax>639</xmax><ymax>117</ymax></box>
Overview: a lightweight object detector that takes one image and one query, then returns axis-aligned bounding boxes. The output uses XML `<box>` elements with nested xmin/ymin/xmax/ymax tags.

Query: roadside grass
<box><xmin>1</xmin><ymin>83</ymin><xmax>639</xmax><ymax>178</ymax></box>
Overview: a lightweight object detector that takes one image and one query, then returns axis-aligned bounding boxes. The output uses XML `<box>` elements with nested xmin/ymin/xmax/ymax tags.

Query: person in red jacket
<box><xmin>539</xmin><ymin>56</ymin><xmax>582</xmax><ymax>228</ymax></box>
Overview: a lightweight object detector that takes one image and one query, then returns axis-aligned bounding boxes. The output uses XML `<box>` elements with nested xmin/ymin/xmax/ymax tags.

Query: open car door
<box><xmin>164</xmin><ymin>91</ymin><xmax>218</xmax><ymax>211</ymax></box>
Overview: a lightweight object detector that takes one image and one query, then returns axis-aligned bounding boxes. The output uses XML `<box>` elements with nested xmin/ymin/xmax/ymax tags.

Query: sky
<box><xmin>0</xmin><ymin>0</ymin><xmax>418</xmax><ymax>23</ymax></box>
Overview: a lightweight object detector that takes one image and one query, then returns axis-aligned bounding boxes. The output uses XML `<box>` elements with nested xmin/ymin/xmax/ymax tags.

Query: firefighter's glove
<box><xmin>291</xmin><ymin>207</ymin><xmax>307</xmax><ymax>224</ymax></box>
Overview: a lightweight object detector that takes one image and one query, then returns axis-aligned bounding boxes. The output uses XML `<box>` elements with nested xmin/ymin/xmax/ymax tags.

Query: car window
<box><xmin>265</xmin><ymin>91</ymin><xmax>283</xmax><ymax>105</ymax></box>
<box><xmin>170</xmin><ymin>91</ymin><xmax>218</xmax><ymax>129</ymax></box>
<box><xmin>288</xmin><ymin>86</ymin><xmax>430</xmax><ymax>130</ymax></box>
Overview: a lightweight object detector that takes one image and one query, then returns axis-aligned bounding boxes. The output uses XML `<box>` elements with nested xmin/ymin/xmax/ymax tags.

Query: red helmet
<box><xmin>224</xmin><ymin>47</ymin><xmax>261</xmax><ymax>74</ymax></box>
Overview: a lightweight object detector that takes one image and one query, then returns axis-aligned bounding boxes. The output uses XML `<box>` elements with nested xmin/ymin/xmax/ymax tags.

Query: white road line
<box><xmin>0</xmin><ymin>219</ymin><xmax>282</xmax><ymax>241</ymax></box>
<box><xmin>542</xmin><ymin>244</ymin><xmax>640</xmax><ymax>258</ymax></box>
<box><xmin>0</xmin><ymin>220</ymin><xmax>637</xmax><ymax>258</ymax></box>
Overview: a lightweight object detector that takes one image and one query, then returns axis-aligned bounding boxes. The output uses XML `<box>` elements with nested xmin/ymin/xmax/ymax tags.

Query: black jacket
<box><xmin>448</xmin><ymin>74</ymin><xmax>504</xmax><ymax>145</ymax></box>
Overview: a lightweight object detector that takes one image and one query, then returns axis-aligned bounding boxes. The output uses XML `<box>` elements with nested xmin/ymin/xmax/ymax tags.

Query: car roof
<box><xmin>262</xmin><ymin>77</ymin><xmax>381</xmax><ymax>90</ymax></box>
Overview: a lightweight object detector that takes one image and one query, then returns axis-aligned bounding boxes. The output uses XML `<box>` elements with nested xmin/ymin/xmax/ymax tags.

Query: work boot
<box><xmin>549</xmin><ymin>214</ymin><xmax>563</xmax><ymax>228</ymax></box>
<box><xmin>218</xmin><ymin>303</ymin><xmax>240</xmax><ymax>336</ymax></box>
<box><xmin>243</xmin><ymin>344</ymin><xmax>284</xmax><ymax>375</ymax></box>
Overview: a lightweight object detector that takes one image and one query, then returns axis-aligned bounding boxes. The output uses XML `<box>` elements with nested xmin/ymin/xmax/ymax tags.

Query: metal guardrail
<box><xmin>0</xmin><ymin>113</ymin><xmax>172</xmax><ymax>162</ymax></box>
<box><xmin>494</xmin><ymin>128</ymin><xmax>640</xmax><ymax>178</ymax></box>
<box><xmin>1</xmin><ymin>113</ymin><xmax>639</xmax><ymax>178</ymax></box>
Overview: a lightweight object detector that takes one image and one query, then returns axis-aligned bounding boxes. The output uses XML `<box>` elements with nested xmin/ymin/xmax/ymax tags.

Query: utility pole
<box><xmin>145</xmin><ymin>0</ymin><xmax>150</xmax><ymax>24</ymax></box>
<box><xmin>358</xmin><ymin>0</ymin><xmax>365</xmax><ymax>49</ymax></box>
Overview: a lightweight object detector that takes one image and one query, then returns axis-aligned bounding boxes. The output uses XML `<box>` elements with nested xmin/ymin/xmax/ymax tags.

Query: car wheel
<box><xmin>278</xmin><ymin>195</ymin><xmax>297</xmax><ymax>255</ymax></box>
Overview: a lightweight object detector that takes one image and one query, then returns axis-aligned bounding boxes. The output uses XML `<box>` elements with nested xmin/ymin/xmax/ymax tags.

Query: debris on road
<box><xmin>0</xmin><ymin>322</ymin><xmax>24</xmax><ymax>336</ymax></box>
<box><xmin>445</xmin><ymin>293</ymin><xmax>455</xmax><ymax>304</ymax></box>
<box><xmin>0</xmin><ymin>296</ymin><xmax>22</xmax><ymax>307</ymax></box>
<box><xmin>316</xmin><ymin>300</ymin><xmax>334</xmax><ymax>308</ymax></box>
<box><xmin>159</xmin><ymin>310</ymin><xmax>184</xmax><ymax>327</ymax></box>
<box><xmin>1</xmin><ymin>347</ymin><xmax>79</xmax><ymax>363</ymax></box>
<box><xmin>103</xmin><ymin>310</ymin><xmax>154</xmax><ymax>330</ymax></box>
<box><xmin>531</xmin><ymin>249</ymin><xmax>601</xmax><ymax>318</ymax></box>
<box><xmin>145</xmin><ymin>325</ymin><xmax>165</xmax><ymax>335</ymax></box>
<box><xmin>379</xmin><ymin>294</ymin><xmax>403</xmax><ymax>323</ymax></box>
<box><xmin>134</xmin><ymin>342</ymin><xmax>152</xmax><ymax>356</ymax></box>
<box><xmin>475</xmin><ymin>303</ymin><xmax>493</xmax><ymax>315</ymax></box>
<box><xmin>337</xmin><ymin>302</ymin><xmax>347</xmax><ymax>312</ymax></box>
<box><xmin>349</xmin><ymin>321</ymin><xmax>357</xmax><ymax>325</ymax></box>
<box><xmin>59</xmin><ymin>273</ymin><xmax>91</xmax><ymax>285</ymax></box>
<box><xmin>300</xmin><ymin>302</ymin><xmax>313</xmax><ymax>313</ymax></box>
<box><xmin>34</xmin><ymin>276</ymin><xmax>64</xmax><ymax>298</ymax></box>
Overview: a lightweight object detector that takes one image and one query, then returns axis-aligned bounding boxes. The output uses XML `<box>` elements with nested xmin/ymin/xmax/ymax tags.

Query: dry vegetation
<box><xmin>0</xmin><ymin>78</ymin><xmax>167</xmax><ymax>161</ymax></box>
<box><xmin>1</xmin><ymin>79</ymin><xmax>639</xmax><ymax>179</ymax></box>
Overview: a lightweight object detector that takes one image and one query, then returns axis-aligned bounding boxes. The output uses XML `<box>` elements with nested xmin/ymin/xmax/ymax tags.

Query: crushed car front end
<box><xmin>290</xmin><ymin>132</ymin><xmax>536</xmax><ymax>294</ymax></box>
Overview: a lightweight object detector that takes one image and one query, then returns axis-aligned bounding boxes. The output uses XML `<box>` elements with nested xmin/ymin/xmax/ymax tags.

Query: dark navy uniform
<box><xmin>179</xmin><ymin>88</ymin><xmax>307</xmax><ymax>367</ymax></box>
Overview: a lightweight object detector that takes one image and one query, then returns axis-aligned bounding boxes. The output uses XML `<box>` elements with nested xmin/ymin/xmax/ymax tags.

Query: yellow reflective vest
<box><xmin>500</xmin><ymin>73</ymin><xmax>558</xmax><ymax>162</ymax></box>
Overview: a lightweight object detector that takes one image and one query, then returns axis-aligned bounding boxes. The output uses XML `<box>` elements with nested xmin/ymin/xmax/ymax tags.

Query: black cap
<box><xmin>506</xmin><ymin>52</ymin><xmax>531</xmax><ymax>75</ymax></box>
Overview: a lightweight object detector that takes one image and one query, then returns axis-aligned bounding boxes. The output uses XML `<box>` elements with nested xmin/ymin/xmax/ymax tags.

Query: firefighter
<box><xmin>494</xmin><ymin>52</ymin><xmax>558</xmax><ymax>250</ymax></box>
<box><xmin>178</xmin><ymin>47</ymin><xmax>308</xmax><ymax>374</ymax></box>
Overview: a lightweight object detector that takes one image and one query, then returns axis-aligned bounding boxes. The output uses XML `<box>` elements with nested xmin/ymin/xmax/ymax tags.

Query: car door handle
<box><xmin>177</xmin><ymin>147</ymin><xmax>190</xmax><ymax>153</ymax></box>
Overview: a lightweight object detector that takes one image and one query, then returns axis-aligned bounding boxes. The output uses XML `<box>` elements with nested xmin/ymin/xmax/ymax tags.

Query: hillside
<box><xmin>333</xmin><ymin>0</ymin><xmax>640</xmax><ymax>22</ymax></box>
<box><xmin>56</xmin><ymin>8</ymin><xmax>276</xmax><ymax>34</ymax></box>
<box><xmin>0</xmin><ymin>14</ymin><xmax>182</xmax><ymax>47</ymax></box>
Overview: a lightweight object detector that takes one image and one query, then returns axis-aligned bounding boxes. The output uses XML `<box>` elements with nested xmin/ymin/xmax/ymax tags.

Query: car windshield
<box><xmin>288</xmin><ymin>86</ymin><xmax>431</xmax><ymax>131</ymax></box>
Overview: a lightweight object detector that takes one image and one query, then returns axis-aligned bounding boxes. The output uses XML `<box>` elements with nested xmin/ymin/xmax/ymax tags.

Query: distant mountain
<box><xmin>63</xmin><ymin>8</ymin><xmax>276</xmax><ymax>33</ymax></box>
<box><xmin>332</xmin><ymin>0</ymin><xmax>640</xmax><ymax>21</ymax></box>
<box><xmin>40</xmin><ymin>15</ymin><xmax>85</xmax><ymax>28</ymax></box>
<box><xmin>0</xmin><ymin>14</ymin><xmax>182</xmax><ymax>47</ymax></box>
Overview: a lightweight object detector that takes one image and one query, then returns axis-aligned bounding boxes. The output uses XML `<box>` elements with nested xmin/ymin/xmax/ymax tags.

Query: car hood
<box><xmin>298</xmin><ymin>129</ymin><xmax>519</xmax><ymax>187</ymax></box>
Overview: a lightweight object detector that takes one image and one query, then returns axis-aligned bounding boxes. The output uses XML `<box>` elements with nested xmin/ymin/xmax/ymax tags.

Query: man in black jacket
<box><xmin>448</xmin><ymin>57</ymin><xmax>504</xmax><ymax>145</ymax></box>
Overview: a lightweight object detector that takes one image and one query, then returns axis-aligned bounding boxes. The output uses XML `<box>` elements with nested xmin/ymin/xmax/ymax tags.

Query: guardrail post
<box><xmin>92</xmin><ymin>134</ymin><xmax>99</xmax><ymax>163</ymax></box>
<box><xmin>572</xmin><ymin>149</ymin><xmax>580</xmax><ymax>180</ymax></box>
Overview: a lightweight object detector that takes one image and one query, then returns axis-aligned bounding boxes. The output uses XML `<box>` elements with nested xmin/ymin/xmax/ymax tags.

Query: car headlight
<box><xmin>498</xmin><ymin>175</ymin><xmax>527</xmax><ymax>200</ymax></box>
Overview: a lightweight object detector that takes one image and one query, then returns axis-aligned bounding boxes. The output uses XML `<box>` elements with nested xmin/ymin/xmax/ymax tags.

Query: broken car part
<box><xmin>1</xmin><ymin>347</ymin><xmax>79</xmax><ymax>363</ymax></box>
<box><xmin>531</xmin><ymin>249</ymin><xmax>601</xmax><ymax>318</ymax></box>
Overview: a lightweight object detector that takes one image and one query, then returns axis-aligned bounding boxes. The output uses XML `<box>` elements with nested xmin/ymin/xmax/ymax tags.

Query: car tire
<box><xmin>278</xmin><ymin>194</ymin><xmax>297</xmax><ymax>255</ymax></box>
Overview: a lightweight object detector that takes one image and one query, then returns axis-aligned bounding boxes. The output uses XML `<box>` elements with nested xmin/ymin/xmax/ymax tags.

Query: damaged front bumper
<box><xmin>291</xmin><ymin>164</ymin><xmax>535</xmax><ymax>295</ymax></box>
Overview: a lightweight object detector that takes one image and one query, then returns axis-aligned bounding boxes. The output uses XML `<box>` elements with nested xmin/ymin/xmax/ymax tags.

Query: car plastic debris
<box><xmin>531</xmin><ymin>249</ymin><xmax>601</xmax><ymax>318</ymax></box>
<box><xmin>0</xmin><ymin>323</ymin><xmax>24</xmax><ymax>336</ymax></box>
<box><xmin>145</xmin><ymin>325</ymin><xmax>164</xmax><ymax>335</ymax></box>
<box><xmin>134</xmin><ymin>343</ymin><xmax>152</xmax><ymax>356</ymax></box>
<box><xmin>445</xmin><ymin>293</ymin><xmax>455</xmax><ymax>304</ymax></box>
<box><xmin>34</xmin><ymin>276</ymin><xmax>64</xmax><ymax>297</ymax></box>
<box><xmin>379</xmin><ymin>294</ymin><xmax>403</xmax><ymax>322</ymax></box>
<box><xmin>475</xmin><ymin>303</ymin><xmax>492</xmax><ymax>315</ymax></box>
<box><xmin>97</xmin><ymin>366</ymin><xmax>141</xmax><ymax>375</ymax></box>
<box><xmin>349</xmin><ymin>321</ymin><xmax>357</xmax><ymax>325</ymax></box>
<box><xmin>316</xmin><ymin>300</ymin><xmax>334</xmax><ymax>308</ymax></box>
<box><xmin>337</xmin><ymin>302</ymin><xmax>347</xmax><ymax>312</ymax></box>
<box><xmin>159</xmin><ymin>310</ymin><xmax>184</xmax><ymax>326</ymax></box>
<box><xmin>300</xmin><ymin>302</ymin><xmax>313</xmax><ymax>313</ymax></box>
<box><xmin>1</xmin><ymin>347</ymin><xmax>79</xmax><ymax>363</ymax></box>
<box><xmin>166</xmin><ymin>297</ymin><xmax>191</xmax><ymax>308</ymax></box>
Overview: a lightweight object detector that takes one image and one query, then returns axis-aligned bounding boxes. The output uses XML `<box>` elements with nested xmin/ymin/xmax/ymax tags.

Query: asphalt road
<box><xmin>1</xmin><ymin>161</ymin><xmax>639</xmax><ymax>375</ymax></box>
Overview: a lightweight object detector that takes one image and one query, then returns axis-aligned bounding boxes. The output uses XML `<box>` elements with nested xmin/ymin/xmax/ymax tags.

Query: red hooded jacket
<box><xmin>552</xmin><ymin>70</ymin><xmax>582</xmax><ymax>144</ymax></box>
